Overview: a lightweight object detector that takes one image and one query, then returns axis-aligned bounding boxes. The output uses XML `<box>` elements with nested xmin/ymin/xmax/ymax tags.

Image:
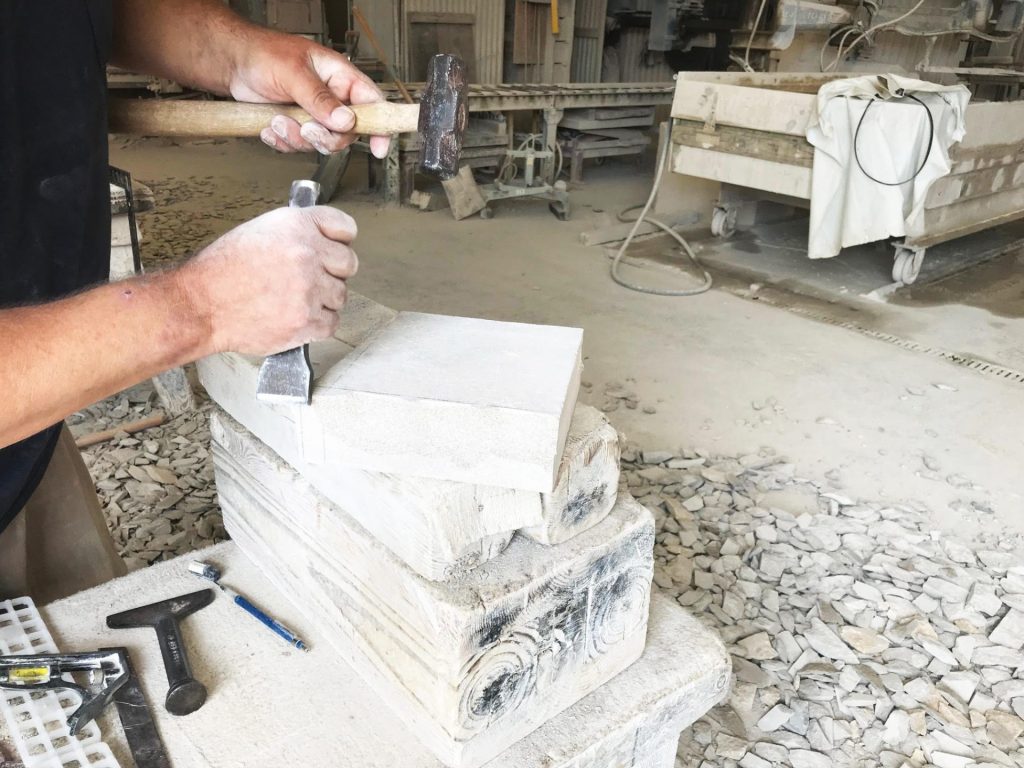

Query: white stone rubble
<box><xmin>621</xmin><ymin>444</ymin><xmax>1024</xmax><ymax>768</ymax></box>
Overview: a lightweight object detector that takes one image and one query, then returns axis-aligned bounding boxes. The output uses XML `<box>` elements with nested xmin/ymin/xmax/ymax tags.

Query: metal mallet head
<box><xmin>417</xmin><ymin>54</ymin><xmax>469</xmax><ymax>180</ymax></box>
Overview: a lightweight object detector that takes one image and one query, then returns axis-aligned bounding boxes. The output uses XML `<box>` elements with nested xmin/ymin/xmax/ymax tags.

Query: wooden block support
<box><xmin>212</xmin><ymin>414</ymin><xmax>653</xmax><ymax>768</ymax></box>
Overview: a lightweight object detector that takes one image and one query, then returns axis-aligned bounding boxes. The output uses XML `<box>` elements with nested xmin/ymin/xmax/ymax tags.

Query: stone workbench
<box><xmin>0</xmin><ymin>543</ymin><xmax>729</xmax><ymax>768</ymax></box>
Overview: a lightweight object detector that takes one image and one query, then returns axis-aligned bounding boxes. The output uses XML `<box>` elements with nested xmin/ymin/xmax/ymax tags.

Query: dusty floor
<box><xmin>110</xmin><ymin>136</ymin><xmax>1024</xmax><ymax>546</ymax></box>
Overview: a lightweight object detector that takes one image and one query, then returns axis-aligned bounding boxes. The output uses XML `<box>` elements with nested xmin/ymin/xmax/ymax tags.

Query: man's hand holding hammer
<box><xmin>0</xmin><ymin>1</ymin><xmax>380</xmax><ymax>447</ymax></box>
<box><xmin>114</xmin><ymin>0</ymin><xmax>393</xmax><ymax>159</ymax></box>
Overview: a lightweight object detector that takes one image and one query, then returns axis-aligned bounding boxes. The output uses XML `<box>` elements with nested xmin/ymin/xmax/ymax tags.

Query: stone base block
<box><xmin>212</xmin><ymin>416</ymin><xmax>652</xmax><ymax>768</ymax></box>
<box><xmin>26</xmin><ymin>544</ymin><xmax>731</xmax><ymax>768</ymax></box>
<box><xmin>205</xmin><ymin>388</ymin><xmax>618</xmax><ymax>580</ymax></box>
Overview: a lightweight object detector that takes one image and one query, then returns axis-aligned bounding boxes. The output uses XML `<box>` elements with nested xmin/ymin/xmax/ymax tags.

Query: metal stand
<box><xmin>476</xmin><ymin>142</ymin><xmax>570</xmax><ymax>220</ymax></box>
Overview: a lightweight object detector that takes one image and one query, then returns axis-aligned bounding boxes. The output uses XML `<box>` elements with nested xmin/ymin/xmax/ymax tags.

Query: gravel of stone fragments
<box><xmin>137</xmin><ymin>173</ymin><xmax>280</xmax><ymax>270</ymax></box>
<box><xmin>620</xmin><ymin>444</ymin><xmax>1024</xmax><ymax>768</ymax></box>
<box><xmin>68</xmin><ymin>375</ymin><xmax>225</xmax><ymax>571</ymax></box>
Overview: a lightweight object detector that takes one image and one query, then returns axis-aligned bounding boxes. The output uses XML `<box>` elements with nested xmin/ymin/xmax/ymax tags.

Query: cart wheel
<box><xmin>549</xmin><ymin>201</ymin><xmax>570</xmax><ymax>221</ymax></box>
<box><xmin>892</xmin><ymin>245</ymin><xmax>925</xmax><ymax>285</ymax></box>
<box><xmin>710</xmin><ymin>206</ymin><xmax>737</xmax><ymax>238</ymax></box>
<box><xmin>480</xmin><ymin>206</ymin><xmax>494</xmax><ymax>220</ymax></box>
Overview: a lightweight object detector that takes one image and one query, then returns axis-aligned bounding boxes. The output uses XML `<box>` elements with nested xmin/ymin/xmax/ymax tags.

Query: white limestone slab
<box><xmin>24</xmin><ymin>545</ymin><xmax>730</xmax><ymax>768</ymax></box>
<box><xmin>212</xmin><ymin>422</ymin><xmax>653</xmax><ymax>768</ymax></box>
<box><xmin>203</xmin><ymin>373</ymin><xmax>617</xmax><ymax>580</ymax></box>
<box><xmin>208</xmin><ymin>408</ymin><xmax>514</xmax><ymax>579</ymax></box>
<box><xmin>314</xmin><ymin>311</ymin><xmax>583</xmax><ymax>491</ymax></box>
<box><xmin>199</xmin><ymin>295</ymin><xmax>583</xmax><ymax>493</ymax></box>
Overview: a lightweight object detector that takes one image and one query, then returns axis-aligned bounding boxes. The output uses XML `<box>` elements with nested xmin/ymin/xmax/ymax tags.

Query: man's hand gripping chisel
<box><xmin>107</xmin><ymin>54</ymin><xmax>468</xmax><ymax>404</ymax></box>
<box><xmin>255</xmin><ymin>179</ymin><xmax>321</xmax><ymax>404</ymax></box>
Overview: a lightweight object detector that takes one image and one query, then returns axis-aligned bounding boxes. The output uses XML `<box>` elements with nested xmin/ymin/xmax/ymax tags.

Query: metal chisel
<box><xmin>256</xmin><ymin>179</ymin><xmax>321</xmax><ymax>404</ymax></box>
<box><xmin>105</xmin><ymin>648</ymin><xmax>172</xmax><ymax>768</ymax></box>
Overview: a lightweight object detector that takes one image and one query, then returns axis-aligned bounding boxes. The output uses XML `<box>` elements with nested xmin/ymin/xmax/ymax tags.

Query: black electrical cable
<box><xmin>853</xmin><ymin>93</ymin><xmax>934</xmax><ymax>187</ymax></box>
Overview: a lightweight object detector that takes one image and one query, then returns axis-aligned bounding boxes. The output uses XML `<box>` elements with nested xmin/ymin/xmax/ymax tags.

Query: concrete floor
<box><xmin>111</xmin><ymin>137</ymin><xmax>1024</xmax><ymax>542</ymax></box>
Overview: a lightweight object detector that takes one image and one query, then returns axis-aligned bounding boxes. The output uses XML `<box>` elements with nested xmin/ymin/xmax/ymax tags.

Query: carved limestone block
<box><xmin>212</xmin><ymin>415</ymin><xmax>652</xmax><ymax>768</ymax></box>
<box><xmin>203</xmin><ymin>371</ymin><xmax>617</xmax><ymax>581</ymax></box>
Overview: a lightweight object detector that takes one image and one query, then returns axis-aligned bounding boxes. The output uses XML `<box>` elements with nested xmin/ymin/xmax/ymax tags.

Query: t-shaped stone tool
<box><xmin>108</xmin><ymin>53</ymin><xmax>468</xmax><ymax>179</ymax></box>
<box><xmin>107</xmin><ymin>589</ymin><xmax>214</xmax><ymax>717</ymax></box>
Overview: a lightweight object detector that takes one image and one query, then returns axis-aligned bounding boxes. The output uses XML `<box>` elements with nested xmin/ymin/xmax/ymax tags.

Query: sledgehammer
<box><xmin>108</xmin><ymin>54</ymin><xmax>468</xmax><ymax>179</ymax></box>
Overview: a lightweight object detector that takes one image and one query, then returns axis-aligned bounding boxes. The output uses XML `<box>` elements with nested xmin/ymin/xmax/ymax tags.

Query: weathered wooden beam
<box><xmin>671</xmin><ymin>120</ymin><xmax>814</xmax><ymax>168</ymax></box>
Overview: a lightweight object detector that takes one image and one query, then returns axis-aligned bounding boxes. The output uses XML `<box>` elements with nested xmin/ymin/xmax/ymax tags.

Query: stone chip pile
<box><xmin>138</xmin><ymin>174</ymin><xmax>280</xmax><ymax>270</ymax></box>
<box><xmin>70</xmin><ymin>379</ymin><xmax>225</xmax><ymax>570</ymax></box>
<box><xmin>621</xmin><ymin>444</ymin><xmax>1024</xmax><ymax>768</ymax></box>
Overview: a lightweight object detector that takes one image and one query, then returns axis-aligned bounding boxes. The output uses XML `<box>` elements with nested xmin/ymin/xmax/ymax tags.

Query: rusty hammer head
<box><xmin>417</xmin><ymin>54</ymin><xmax>468</xmax><ymax>180</ymax></box>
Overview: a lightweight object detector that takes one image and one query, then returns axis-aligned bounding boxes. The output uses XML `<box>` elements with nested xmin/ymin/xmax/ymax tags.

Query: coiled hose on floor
<box><xmin>610</xmin><ymin>118</ymin><xmax>713</xmax><ymax>297</ymax></box>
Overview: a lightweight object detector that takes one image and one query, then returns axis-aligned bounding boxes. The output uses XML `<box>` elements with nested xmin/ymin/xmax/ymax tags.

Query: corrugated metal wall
<box><xmin>605</xmin><ymin>0</ymin><xmax>675</xmax><ymax>82</ymax></box>
<box><xmin>403</xmin><ymin>0</ymin><xmax>505</xmax><ymax>83</ymax></box>
<box><xmin>353</xmin><ymin>3</ymin><xmax>400</xmax><ymax>72</ymax></box>
<box><xmin>572</xmin><ymin>0</ymin><xmax>607</xmax><ymax>82</ymax></box>
<box><xmin>615</xmin><ymin>26</ymin><xmax>675</xmax><ymax>81</ymax></box>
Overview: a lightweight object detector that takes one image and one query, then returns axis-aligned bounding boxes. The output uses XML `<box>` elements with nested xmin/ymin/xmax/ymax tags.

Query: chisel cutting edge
<box><xmin>256</xmin><ymin>179</ymin><xmax>321</xmax><ymax>405</ymax></box>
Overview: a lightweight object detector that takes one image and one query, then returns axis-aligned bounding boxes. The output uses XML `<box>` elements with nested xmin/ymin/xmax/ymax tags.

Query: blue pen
<box><xmin>189</xmin><ymin>561</ymin><xmax>309</xmax><ymax>652</ymax></box>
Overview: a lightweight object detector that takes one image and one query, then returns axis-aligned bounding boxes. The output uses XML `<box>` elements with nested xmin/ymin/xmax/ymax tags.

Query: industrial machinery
<box><xmin>641</xmin><ymin>0</ymin><xmax>1024</xmax><ymax>72</ymax></box>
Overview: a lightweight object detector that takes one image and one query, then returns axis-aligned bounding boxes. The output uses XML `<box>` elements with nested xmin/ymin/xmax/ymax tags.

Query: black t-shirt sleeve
<box><xmin>0</xmin><ymin>0</ymin><xmax>113</xmax><ymax>530</ymax></box>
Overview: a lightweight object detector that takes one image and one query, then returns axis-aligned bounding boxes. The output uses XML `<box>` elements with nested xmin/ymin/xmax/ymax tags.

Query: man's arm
<box><xmin>0</xmin><ymin>206</ymin><xmax>357</xmax><ymax>449</ymax></box>
<box><xmin>110</xmin><ymin>0</ymin><xmax>390</xmax><ymax>157</ymax></box>
<box><xmin>1</xmin><ymin>272</ymin><xmax>209</xmax><ymax>446</ymax></box>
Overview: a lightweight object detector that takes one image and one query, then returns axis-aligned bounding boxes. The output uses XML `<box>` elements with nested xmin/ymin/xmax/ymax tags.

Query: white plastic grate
<box><xmin>0</xmin><ymin>597</ymin><xmax>120</xmax><ymax>768</ymax></box>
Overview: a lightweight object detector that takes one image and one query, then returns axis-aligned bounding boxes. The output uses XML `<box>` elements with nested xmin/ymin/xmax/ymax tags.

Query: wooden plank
<box><xmin>671</xmin><ymin>145</ymin><xmax>813</xmax><ymax>199</ymax></box>
<box><xmin>513</xmin><ymin>0</ymin><xmax>546</xmax><ymax>65</ymax></box>
<box><xmin>214</xmin><ymin>417</ymin><xmax>654</xmax><ymax>768</ymax></box>
<box><xmin>671</xmin><ymin>121</ymin><xmax>814</xmax><ymax>168</ymax></box>
<box><xmin>671</xmin><ymin>80</ymin><xmax>818</xmax><ymax>136</ymax></box>
<box><xmin>561</xmin><ymin>115</ymin><xmax>654</xmax><ymax>130</ymax></box>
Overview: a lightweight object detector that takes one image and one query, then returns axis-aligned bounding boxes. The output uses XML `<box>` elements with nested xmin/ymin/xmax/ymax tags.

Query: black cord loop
<box><xmin>853</xmin><ymin>93</ymin><xmax>934</xmax><ymax>187</ymax></box>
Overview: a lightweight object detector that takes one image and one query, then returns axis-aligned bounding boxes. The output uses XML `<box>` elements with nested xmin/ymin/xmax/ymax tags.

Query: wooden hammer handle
<box><xmin>108</xmin><ymin>99</ymin><xmax>420</xmax><ymax>138</ymax></box>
